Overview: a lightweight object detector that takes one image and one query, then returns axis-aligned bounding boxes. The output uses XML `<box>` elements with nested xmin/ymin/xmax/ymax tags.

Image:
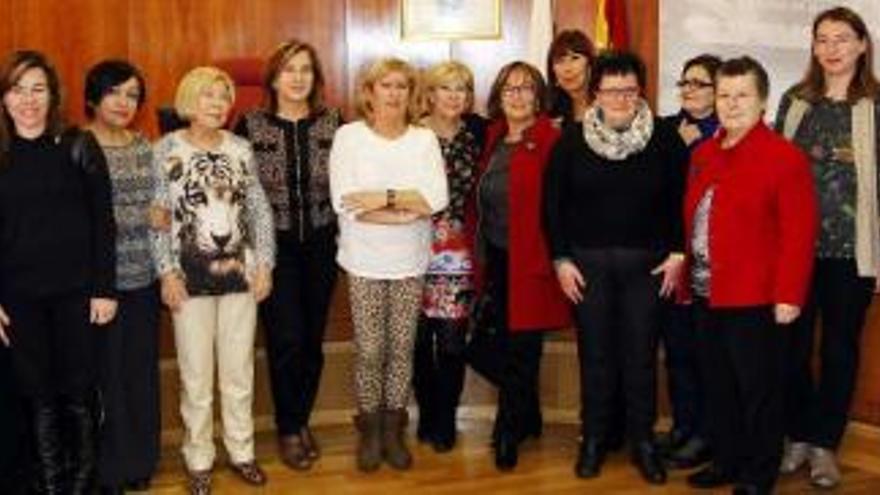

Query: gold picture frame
<box><xmin>401</xmin><ymin>0</ymin><xmax>502</xmax><ymax>41</ymax></box>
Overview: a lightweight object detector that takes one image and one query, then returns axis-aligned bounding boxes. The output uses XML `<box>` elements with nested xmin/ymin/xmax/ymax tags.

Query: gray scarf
<box><xmin>582</xmin><ymin>99</ymin><xmax>654</xmax><ymax>160</ymax></box>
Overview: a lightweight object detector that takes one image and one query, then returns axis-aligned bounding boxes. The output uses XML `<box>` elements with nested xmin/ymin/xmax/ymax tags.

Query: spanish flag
<box><xmin>595</xmin><ymin>0</ymin><xmax>629</xmax><ymax>50</ymax></box>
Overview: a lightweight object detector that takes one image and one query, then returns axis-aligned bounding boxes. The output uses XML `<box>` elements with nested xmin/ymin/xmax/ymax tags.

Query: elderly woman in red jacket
<box><xmin>683</xmin><ymin>56</ymin><xmax>818</xmax><ymax>495</ymax></box>
<box><xmin>473</xmin><ymin>60</ymin><xmax>569</xmax><ymax>472</ymax></box>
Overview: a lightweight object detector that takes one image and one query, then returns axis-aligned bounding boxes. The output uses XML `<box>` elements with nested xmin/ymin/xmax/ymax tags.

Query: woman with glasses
<box><xmin>776</xmin><ymin>6</ymin><xmax>880</xmax><ymax>489</ymax></box>
<box><xmin>543</xmin><ymin>51</ymin><xmax>688</xmax><ymax>484</ymax></box>
<box><xmin>475</xmin><ymin>61</ymin><xmax>569</xmax><ymax>472</ymax></box>
<box><xmin>659</xmin><ymin>53</ymin><xmax>722</xmax><ymax>470</ymax></box>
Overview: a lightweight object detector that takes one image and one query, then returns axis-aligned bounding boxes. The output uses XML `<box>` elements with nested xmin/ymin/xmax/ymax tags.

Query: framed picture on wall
<box><xmin>401</xmin><ymin>0</ymin><xmax>502</xmax><ymax>40</ymax></box>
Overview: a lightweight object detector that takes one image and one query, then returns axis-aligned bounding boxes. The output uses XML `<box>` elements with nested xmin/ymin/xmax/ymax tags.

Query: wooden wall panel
<box><xmin>2</xmin><ymin>0</ymin><xmax>880</xmax><ymax>427</ymax></box>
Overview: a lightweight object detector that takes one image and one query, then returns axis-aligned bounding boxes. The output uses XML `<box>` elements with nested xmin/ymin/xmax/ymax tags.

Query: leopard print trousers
<box><xmin>348</xmin><ymin>275</ymin><xmax>424</xmax><ymax>412</ymax></box>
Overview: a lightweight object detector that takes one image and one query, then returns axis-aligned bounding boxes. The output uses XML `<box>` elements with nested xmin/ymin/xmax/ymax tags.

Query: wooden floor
<box><xmin>147</xmin><ymin>419</ymin><xmax>880</xmax><ymax>494</ymax></box>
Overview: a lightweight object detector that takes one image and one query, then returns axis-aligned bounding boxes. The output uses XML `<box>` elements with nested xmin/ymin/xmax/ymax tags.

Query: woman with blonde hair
<box><xmin>152</xmin><ymin>66</ymin><xmax>275</xmax><ymax>494</ymax></box>
<box><xmin>412</xmin><ymin>60</ymin><xmax>483</xmax><ymax>453</ymax></box>
<box><xmin>330</xmin><ymin>57</ymin><xmax>448</xmax><ymax>472</ymax></box>
<box><xmin>234</xmin><ymin>38</ymin><xmax>343</xmax><ymax>471</ymax></box>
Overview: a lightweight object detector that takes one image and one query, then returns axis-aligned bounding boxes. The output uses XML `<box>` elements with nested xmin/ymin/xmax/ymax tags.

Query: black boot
<box><xmin>494</xmin><ymin>431</ymin><xmax>518</xmax><ymax>472</ymax></box>
<box><xmin>631</xmin><ymin>441</ymin><xmax>667</xmax><ymax>485</ymax></box>
<box><xmin>433</xmin><ymin>340</ymin><xmax>465</xmax><ymax>453</ymax></box>
<box><xmin>574</xmin><ymin>437</ymin><xmax>606</xmax><ymax>479</ymax></box>
<box><xmin>32</xmin><ymin>401</ymin><xmax>64</xmax><ymax>495</ymax></box>
<box><xmin>413</xmin><ymin>319</ymin><xmax>436</xmax><ymax>445</ymax></box>
<box><xmin>66</xmin><ymin>396</ymin><xmax>97</xmax><ymax>495</ymax></box>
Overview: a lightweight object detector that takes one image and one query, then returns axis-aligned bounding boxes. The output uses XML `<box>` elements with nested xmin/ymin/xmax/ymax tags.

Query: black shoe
<box><xmin>574</xmin><ymin>437</ymin><xmax>606</xmax><ymax>479</ymax></box>
<box><xmin>666</xmin><ymin>436</ymin><xmax>711</xmax><ymax>469</ymax></box>
<box><xmin>494</xmin><ymin>434</ymin><xmax>518</xmax><ymax>472</ymax></box>
<box><xmin>687</xmin><ymin>464</ymin><xmax>737</xmax><ymax>489</ymax></box>
<box><xmin>657</xmin><ymin>428</ymin><xmax>690</xmax><ymax>453</ymax></box>
<box><xmin>124</xmin><ymin>478</ymin><xmax>152</xmax><ymax>491</ymax></box>
<box><xmin>732</xmin><ymin>484</ymin><xmax>768</xmax><ymax>495</ymax></box>
<box><xmin>100</xmin><ymin>485</ymin><xmax>125</xmax><ymax>495</ymax></box>
<box><xmin>632</xmin><ymin>441</ymin><xmax>667</xmax><ymax>485</ymax></box>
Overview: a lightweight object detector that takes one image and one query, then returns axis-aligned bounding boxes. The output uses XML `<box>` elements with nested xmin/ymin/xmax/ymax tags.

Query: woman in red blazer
<box><xmin>472</xmin><ymin>60</ymin><xmax>569</xmax><ymax>472</ymax></box>
<box><xmin>683</xmin><ymin>57</ymin><xmax>818</xmax><ymax>495</ymax></box>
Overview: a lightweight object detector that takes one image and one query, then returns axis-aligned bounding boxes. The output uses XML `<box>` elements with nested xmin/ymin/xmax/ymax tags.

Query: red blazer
<box><xmin>475</xmin><ymin>115</ymin><xmax>571</xmax><ymax>331</ymax></box>
<box><xmin>683</xmin><ymin>122</ymin><xmax>818</xmax><ymax>308</ymax></box>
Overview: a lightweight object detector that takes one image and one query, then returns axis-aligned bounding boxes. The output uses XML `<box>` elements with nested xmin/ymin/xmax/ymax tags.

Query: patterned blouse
<box><xmin>778</xmin><ymin>96</ymin><xmax>880</xmax><ymax>259</ymax></box>
<box><xmin>102</xmin><ymin>133</ymin><xmax>157</xmax><ymax>290</ymax></box>
<box><xmin>151</xmin><ymin>130</ymin><xmax>275</xmax><ymax>296</ymax></box>
<box><xmin>423</xmin><ymin>124</ymin><xmax>480</xmax><ymax>319</ymax></box>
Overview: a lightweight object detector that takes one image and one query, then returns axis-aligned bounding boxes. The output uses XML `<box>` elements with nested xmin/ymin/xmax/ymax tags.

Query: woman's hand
<box><xmin>774</xmin><ymin>303</ymin><xmax>801</xmax><ymax>325</ymax></box>
<box><xmin>555</xmin><ymin>260</ymin><xmax>586</xmax><ymax>304</ymax></box>
<box><xmin>148</xmin><ymin>204</ymin><xmax>172</xmax><ymax>231</ymax></box>
<box><xmin>678</xmin><ymin>121</ymin><xmax>702</xmax><ymax>146</ymax></box>
<box><xmin>90</xmin><ymin>298</ymin><xmax>118</xmax><ymax>325</ymax></box>
<box><xmin>651</xmin><ymin>253</ymin><xmax>685</xmax><ymax>298</ymax></box>
<box><xmin>161</xmin><ymin>271</ymin><xmax>189</xmax><ymax>312</ymax></box>
<box><xmin>0</xmin><ymin>305</ymin><xmax>10</xmax><ymax>346</ymax></box>
<box><xmin>342</xmin><ymin>191</ymin><xmax>387</xmax><ymax>214</ymax></box>
<box><xmin>249</xmin><ymin>265</ymin><xmax>273</xmax><ymax>303</ymax></box>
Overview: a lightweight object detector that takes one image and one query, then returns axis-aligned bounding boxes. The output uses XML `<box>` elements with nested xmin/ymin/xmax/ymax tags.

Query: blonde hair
<box><xmin>356</xmin><ymin>57</ymin><xmax>419</xmax><ymax>124</ymax></box>
<box><xmin>419</xmin><ymin>60</ymin><xmax>475</xmax><ymax>116</ymax></box>
<box><xmin>174</xmin><ymin>66</ymin><xmax>235</xmax><ymax>121</ymax></box>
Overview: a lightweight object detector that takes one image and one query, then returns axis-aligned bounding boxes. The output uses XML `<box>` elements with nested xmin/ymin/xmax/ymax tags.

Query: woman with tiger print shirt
<box><xmin>151</xmin><ymin>66</ymin><xmax>275</xmax><ymax>494</ymax></box>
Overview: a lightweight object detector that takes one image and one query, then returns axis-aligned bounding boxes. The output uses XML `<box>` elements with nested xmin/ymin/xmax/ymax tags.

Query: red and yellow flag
<box><xmin>595</xmin><ymin>0</ymin><xmax>629</xmax><ymax>50</ymax></box>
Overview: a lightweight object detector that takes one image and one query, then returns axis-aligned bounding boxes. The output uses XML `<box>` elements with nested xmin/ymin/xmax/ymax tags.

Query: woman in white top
<box><xmin>329</xmin><ymin>57</ymin><xmax>448</xmax><ymax>472</ymax></box>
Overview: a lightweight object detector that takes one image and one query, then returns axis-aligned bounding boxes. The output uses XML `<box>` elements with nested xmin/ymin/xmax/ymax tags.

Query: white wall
<box><xmin>658</xmin><ymin>0</ymin><xmax>880</xmax><ymax>120</ymax></box>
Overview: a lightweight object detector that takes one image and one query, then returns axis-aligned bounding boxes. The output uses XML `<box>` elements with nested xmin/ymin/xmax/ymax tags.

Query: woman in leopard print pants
<box><xmin>329</xmin><ymin>57</ymin><xmax>448</xmax><ymax>473</ymax></box>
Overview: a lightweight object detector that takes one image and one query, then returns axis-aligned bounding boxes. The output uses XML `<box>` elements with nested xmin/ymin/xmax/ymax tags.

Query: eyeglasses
<box><xmin>501</xmin><ymin>84</ymin><xmax>536</xmax><ymax>98</ymax></box>
<box><xmin>676</xmin><ymin>79</ymin><xmax>714</xmax><ymax>90</ymax></box>
<box><xmin>596</xmin><ymin>87</ymin><xmax>640</xmax><ymax>100</ymax></box>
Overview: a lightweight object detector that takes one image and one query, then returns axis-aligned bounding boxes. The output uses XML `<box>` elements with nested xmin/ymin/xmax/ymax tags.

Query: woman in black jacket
<box><xmin>0</xmin><ymin>50</ymin><xmax>117</xmax><ymax>494</ymax></box>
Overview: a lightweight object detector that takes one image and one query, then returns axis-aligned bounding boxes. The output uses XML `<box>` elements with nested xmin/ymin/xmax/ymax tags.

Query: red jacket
<box><xmin>474</xmin><ymin>115</ymin><xmax>571</xmax><ymax>331</ymax></box>
<box><xmin>683</xmin><ymin>122</ymin><xmax>818</xmax><ymax>307</ymax></box>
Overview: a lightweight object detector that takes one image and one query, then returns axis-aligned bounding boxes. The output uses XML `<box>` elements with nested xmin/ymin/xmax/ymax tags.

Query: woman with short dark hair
<box><xmin>84</xmin><ymin>59</ymin><xmax>160</xmax><ymax>494</ymax></box>
<box><xmin>684</xmin><ymin>56</ymin><xmax>817</xmax><ymax>495</ymax></box>
<box><xmin>544</xmin><ymin>50</ymin><xmax>688</xmax><ymax>485</ymax></box>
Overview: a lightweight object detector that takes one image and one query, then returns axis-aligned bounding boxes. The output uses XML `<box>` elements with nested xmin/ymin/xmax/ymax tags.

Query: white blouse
<box><xmin>329</xmin><ymin>121</ymin><xmax>448</xmax><ymax>279</ymax></box>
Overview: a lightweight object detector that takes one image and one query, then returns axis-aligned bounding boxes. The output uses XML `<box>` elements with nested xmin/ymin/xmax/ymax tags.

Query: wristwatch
<box><xmin>386</xmin><ymin>188</ymin><xmax>396</xmax><ymax>208</ymax></box>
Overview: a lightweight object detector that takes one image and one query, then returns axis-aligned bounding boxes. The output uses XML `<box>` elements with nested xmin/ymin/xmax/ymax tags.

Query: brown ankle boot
<box><xmin>354</xmin><ymin>411</ymin><xmax>383</xmax><ymax>472</ymax></box>
<box><xmin>382</xmin><ymin>409</ymin><xmax>413</xmax><ymax>470</ymax></box>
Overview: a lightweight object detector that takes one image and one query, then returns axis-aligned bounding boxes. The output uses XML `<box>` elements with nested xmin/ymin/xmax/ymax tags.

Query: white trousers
<box><xmin>172</xmin><ymin>292</ymin><xmax>257</xmax><ymax>470</ymax></box>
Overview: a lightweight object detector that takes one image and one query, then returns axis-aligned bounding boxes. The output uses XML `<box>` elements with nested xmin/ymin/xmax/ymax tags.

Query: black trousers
<box><xmin>1</xmin><ymin>342</ymin><xmax>30</xmax><ymax>493</ymax></box>
<box><xmin>2</xmin><ymin>290</ymin><xmax>95</xmax><ymax>400</ymax></box>
<box><xmin>96</xmin><ymin>284</ymin><xmax>161</xmax><ymax>486</ymax></box>
<box><xmin>694</xmin><ymin>300</ymin><xmax>784</xmax><ymax>491</ymax></box>
<box><xmin>413</xmin><ymin>316</ymin><xmax>467</xmax><ymax>435</ymax></box>
<box><xmin>660</xmin><ymin>301</ymin><xmax>705</xmax><ymax>438</ymax></box>
<box><xmin>485</xmin><ymin>244</ymin><xmax>545</xmax><ymax>441</ymax></box>
<box><xmin>259</xmin><ymin>228</ymin><xmax>338</xmax><ymax>436</ymax></box>
<box><xmin>785</xmin><ymin>258</ymin><xmax>874</xmax><ymax>449</ymax></box>
<box><xmin>572</xmin><ymin>247</ymin><xmax>662</xmax><ymax>443</ymax></box>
